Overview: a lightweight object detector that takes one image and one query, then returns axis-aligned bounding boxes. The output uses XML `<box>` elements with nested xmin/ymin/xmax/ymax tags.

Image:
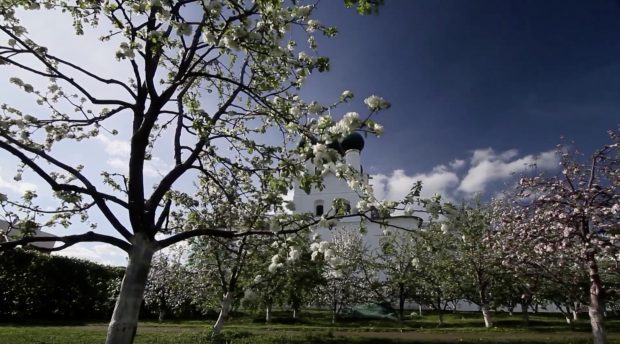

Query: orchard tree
<box><xmin>188</xmin><ymin>236</ymin><xmax>259</xmax><ymax>336</ymax></box>
<box><xmin>276</xmin><ymin>237</ymin><xmax>324</xmax><ymax>319</ymax></box>
<box><xmin>413</xmin><ymin>224</ymin><xmax>461</xmax><ymax>326</ymax></box>
<box><xmin>313</xmin><ymin>229</ymin><xmax>369</xmax><ymax>324</ymax></box>
<box><xmin>493</xmin><ymin>130</ymin><xmax>619</xmax><ymax>344</ymax></box>
<box><xmin>0</xmin><ymin>1</ymin><xmax>392</xmax><ymax>343</ymax></box>
<box><xmin>251</xmin><ymin>234</ymin><xmax>321</xmax><ymax>322</ymax></box>
<box><xmin>490</xmin><ymin>213</ymin><xmax>589</xmax><ymax>326</ymax></box>
<box><xmin>374</xmin><ymin>230</ymin><xmax>418</xmax><ymax>322</ymax></box>
<box><xmin>143</xmin><ymin>249</ymin><xmax>191</xmax><ymax>322</ymax></box>
<box><xmin>447</xmin><ymin>202</ymin><xmax>503</xmax><ymax>328</ymax></box>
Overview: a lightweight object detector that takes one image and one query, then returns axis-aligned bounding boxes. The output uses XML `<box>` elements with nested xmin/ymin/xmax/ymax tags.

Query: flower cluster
<box><xmin>364</xmin><ymin>95</ymin><xmax>390</xmax><ymax>111</ymax></box>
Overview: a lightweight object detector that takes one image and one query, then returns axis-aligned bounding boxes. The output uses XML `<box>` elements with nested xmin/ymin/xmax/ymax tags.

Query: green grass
<box><xmin>1</xmin><ymin>310</ymin><xmax>619</xmax><ymax>344</ymax></box>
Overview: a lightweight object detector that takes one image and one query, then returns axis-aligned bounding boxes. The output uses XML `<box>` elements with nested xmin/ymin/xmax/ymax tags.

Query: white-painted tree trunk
<box><xmin>105</xmin><ymin>238</ymin><xmax>155</xmax><ymax>344</ymax></box>
<box><xmin>587</xmin><ymin>252</ymin><xmax>607</xmax><ymax>344</ymax></box>
<box><xmin>589</xmin><ymin>283</ymin><xmax>607</xmax><ymax>344</ymax></box>
<box><xmin>573</xmin><ymin>309</ymin><xmax>579</xmax><ymax>321</ymax></box>
<box><xmin>265</xmin><ymin>303</ymin><xmax>272</xmax><ymax>323</ymax></box>
<box><xmin>212</xmin><ymin>292</ymin><xmax>233</xmax><ymax>337</ymax></box>
<box><xmin>418</xmin><ymin>305</ymin><xmax>423</xmax><ymax>316</ymax></box>
<box><xmin>482</xmin><ymin>306</ymin><xmax>493</xmax><ymax>328</ymax></box>
<box><xmin>292</xmin><ymin>308</ymin><xmax>297</xmax><ymax>319</ymax></box>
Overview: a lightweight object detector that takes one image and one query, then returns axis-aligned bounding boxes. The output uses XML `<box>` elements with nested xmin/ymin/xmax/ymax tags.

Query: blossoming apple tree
<box><xmin>143</xmin><ymin>249</ymin><xmax>192</xmax><ymax>322</ymax></box>
<box><xmin>374</xmin><ymin>230</ymin><xmax>419</xmax><ymax>322</ymax></box>
<box><xmin>0</xmin><ymin>1</ymin><xmax>392</xmax><ymax>343</ymax></box>
<box><xmin>446</xmin><ymin>202</ymin><xmax>505</xmax><ymax>328</ymax></box>
<box><xmin>493</xmin><ymin>131</ymin><xmax>619</xmax><ymax>344</ymax></box>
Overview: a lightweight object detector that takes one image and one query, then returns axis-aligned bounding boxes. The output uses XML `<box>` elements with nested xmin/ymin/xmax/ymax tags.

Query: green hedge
<box><xmin>0</xmin><ymin>249</ymin><xmax>124</xmax><ymax>321</ymax></box>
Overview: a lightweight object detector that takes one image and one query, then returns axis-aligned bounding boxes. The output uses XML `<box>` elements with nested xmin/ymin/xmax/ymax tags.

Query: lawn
<box><xmin>1</xmin><ymin>310</ymin><xmax>619</xmax><ymax>344</ymax></box>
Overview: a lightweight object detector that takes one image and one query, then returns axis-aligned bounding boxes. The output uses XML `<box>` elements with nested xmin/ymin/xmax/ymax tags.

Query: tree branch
<box><xmin>0</xmin><ymin>231</ymin><xmax>131</xmax><ymax>253</ymax></box>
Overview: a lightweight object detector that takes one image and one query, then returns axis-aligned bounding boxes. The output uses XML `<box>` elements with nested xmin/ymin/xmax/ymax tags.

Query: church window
<box><xmin>315</xmin><ymin>200</ymin><xmax>324</xmax><ymax>216</ymax></box>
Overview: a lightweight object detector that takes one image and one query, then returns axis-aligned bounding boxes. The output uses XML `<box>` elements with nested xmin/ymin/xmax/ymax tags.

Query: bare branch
<box><xmin>0</xmin><ymin>231</ymin><xmax>131</xmax><ymax>253</ymax></box>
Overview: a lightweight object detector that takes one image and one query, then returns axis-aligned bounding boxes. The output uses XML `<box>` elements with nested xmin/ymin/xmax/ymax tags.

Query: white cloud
<box><xmin>0</xmin><ymin>175</ymin><xmax>38</xmax><ymax>195</ymax></box>
<box><xmin>370</xmin><ymin>147</ymin><xmax>559</xmax><ymax>203</ymax></box>
<box><xmin>449</xmin><ymin>159</ymin><xmax>465</xmax><ymax>169</ymax></box>
<box><xmin>106</xmin><ymin>156</ymin><xmax>173</xmax><ymax>178</ymax></box>
<box><xmin>106</xmin><ymin>157</ymin><xmax>126</xmax><ymax>170</ymax></box>
<box><xmin>0</xmin><ymin>167</ymin><xmax>38</xmax><ymax>196</ymax></box>
<box><xmin>458</xmin><ymin>148</ymin><xmax>558</xmax><ymax>195</ymax></box>
<box><xmin>371</xmin><ymin>166</ymin><xmax>460</xmax><ymax>202</ymax></box>
<box><xmin>53</xmin><ymin>242</ymin><xmax>127</xmax><ymax>266</ymax></box>
<box><xmin>144</xmin><ymin>157</ymin><xmax>174</xmax><ymax>177</ymax></box>
<box><xmin>97</xmin><ymin>135</ymin><xmax>131</xmax><ymax>157</ymax></box>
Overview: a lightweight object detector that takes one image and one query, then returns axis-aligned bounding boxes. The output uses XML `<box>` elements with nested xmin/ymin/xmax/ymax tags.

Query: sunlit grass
<box><xmin>2</xmin><ymin>310</ymin><xmax>619</xmax><ymax>343</ymax></box>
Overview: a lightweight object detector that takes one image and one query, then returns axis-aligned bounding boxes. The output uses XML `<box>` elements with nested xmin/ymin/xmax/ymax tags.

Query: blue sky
<box><xmin>300</xmin><ymin>0</ymin><xmax>620</xmax><ymax>203</ymax></box>
<box><xmin>0</xmin><ymin>1</ymin><xmax>618</xmax><ymax>265</ymax></box>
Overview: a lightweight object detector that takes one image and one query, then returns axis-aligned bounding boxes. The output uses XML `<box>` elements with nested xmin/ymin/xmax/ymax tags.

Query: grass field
<box><xmin>1</xmin><ymin>310</ymin><xmax>619</xmax><ymax>344</ymax></box>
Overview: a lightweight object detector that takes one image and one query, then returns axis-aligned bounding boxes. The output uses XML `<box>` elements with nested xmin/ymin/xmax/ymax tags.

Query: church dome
<box><xmin>340</xmin><ymin>132</ymin><xmax>365</xmax><ymax>152</ymax></box>
<box><xmin>327</xmin><ymin>140</ymin><xmax>341</xmax><ymax>153</ymax></box>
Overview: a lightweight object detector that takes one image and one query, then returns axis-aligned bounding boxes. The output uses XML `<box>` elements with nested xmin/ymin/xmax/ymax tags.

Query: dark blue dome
<box><xmin>327</xmin><ymin>140</ymin><xmax>341</xmax><ymax>152</ymax></box>
<box><xmin>341</xmin><ymin>132</ymin><xmax>365</xmax><ymax>152</ymax></box>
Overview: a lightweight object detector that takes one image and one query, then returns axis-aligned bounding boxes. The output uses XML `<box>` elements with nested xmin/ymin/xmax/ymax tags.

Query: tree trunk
<box><xmin>588</xmin><ymin>254</ymin><xmax>607</xmax><ymax>344</ymax></box>
<box><xmin>521</xmin><ymin>302</ymin><xmax>529</xmax><ymax>326</ymax></box>
<box><xmin>398</xmin><ymin>283</ymin><xmax>406</xmax><ymax>323</ymax></box>
<box><xmin>435</xmin><ymin>297</ymin><xmax>444</xmax><ymax>326</ymax></box>
<box><xmin>573</xmin><ymin>302</ymin><xmax>579</xmax><ymax>321</ymax></box>
<box><xmin>292</xmin><ymin>308</ymin><xmax>297</xmax><ymax>319</ymax></box>
<box><xmin>157</xmin><ymin>292</ymin><xmax>167</xmax><ymax>322</ymax></box>
<box><xmin>265</xmin><ymin>303</ymin><xmax>272</xmax><ymax>323</ymax></box>
<box><xmin>212</xmin><ymin>292</ymin><xmax>233</xmax><ymax>337</ymax></box>
<box><xmin>482</xmin><ymin>306</ymin><xmax>493</xmax><ymax>328</ymax></box>
<box><xmin>418</xmin><ymin>304</ymin><xmax>423</xmax><ymax>317</ymax></box>
<box><xmin>105</xmin><ymin>237</ymin><xmax>155</xmax><ymax>344</ymax></box>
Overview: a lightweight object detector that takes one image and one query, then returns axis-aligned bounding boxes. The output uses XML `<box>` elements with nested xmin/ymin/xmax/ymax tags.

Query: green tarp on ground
<box><xmin>343</xmin><ymin>303</ymin><xmax>398</xmax><ymax>320</ymax></box>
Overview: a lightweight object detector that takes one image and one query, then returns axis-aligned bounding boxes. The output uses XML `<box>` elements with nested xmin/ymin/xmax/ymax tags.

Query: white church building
<box><xmin>292</xmin><ymin>132</ymin><xmax>422</xmax><ymax>245</ymax></box>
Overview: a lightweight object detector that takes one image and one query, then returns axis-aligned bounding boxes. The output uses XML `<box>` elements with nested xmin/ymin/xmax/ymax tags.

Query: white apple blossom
<box><xmin>370</xmin><ymin>122</ymin><xmax>384</xmax><ymax>136</ymax></box>
<box><xmin>328</xmin><ymin>269</ymin><xmax>343</xmax><ymax>278</ymax></box>
<box><xmin>329</xmin><ymin>256</ymin><xmax>343</xmax><ymax>267</ymax></box>
<box><xmin>288</xmin><ymin>248</ymin><xmax>301</xmax><ymax>261</ymax></box>
<box><xmin>307</xmin><ymin>101</ymin><xmax>323</xmax><ymax>114</ymax></box>
<box><xmin>363</xmin><ymin>95</ymin><xmax>390</xmax><ymax>111</ymax></box>
<box><xmin>318</xmin><ymin>241</ymin><xmax>331</xmax><ymax>253</ymax></box>
<box><xmin>298</xmin><ymin>51</ymin><xmax>310</xmax><ymax>61</ymax></box>
<box><xmin>340</xmin><ymin>90</ymin><xmax>354</xmax><ymax>101</ymax></box>
<box><xmin>306</xmin><ymin>19</ymin><xmax>320</xmax><ymax>33</ymax></box>
<box><xmin>323</xmin><ymin>248</ymin><xmax>335</xmax><ymax>259</ymax></box>
<box><xmin>441</xmin><ymin>223</ymin><xmax>450</xmax><ymax>234</ymax></box>
<box><xmin>411</xmin><ymin>257</ymin><xmax>419</xmax><ymax>268</ymax></box>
